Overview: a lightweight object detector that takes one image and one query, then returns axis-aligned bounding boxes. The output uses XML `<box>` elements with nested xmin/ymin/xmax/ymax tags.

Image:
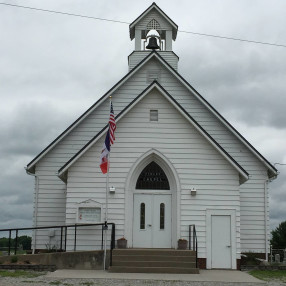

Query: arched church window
<box><xmin>136</xmin><ymin>161</ymin><xmax>170</xmax><ymax>190</ymax></box>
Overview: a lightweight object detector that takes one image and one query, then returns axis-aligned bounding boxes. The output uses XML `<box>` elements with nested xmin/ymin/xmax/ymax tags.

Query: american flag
<box><xmin>100</xmin><ymin>101</ymin><xmax>116</xmax><ymax>174</ymax></box>
<box><xmin>109</xmin><ymin>101</ymin><xmax>116</xmax><ymax>144</ymax></box>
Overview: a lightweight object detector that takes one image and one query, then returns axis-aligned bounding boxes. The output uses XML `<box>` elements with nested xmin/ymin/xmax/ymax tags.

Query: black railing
<box><xmin>0</xmin><ymin>222</ymin><xmax>115</xmax><ymax>266</ymax></box>
<box><xmin>189</xmin><ymin>224</ymin><xmax>198</xmax><ymax>268</ymax></box>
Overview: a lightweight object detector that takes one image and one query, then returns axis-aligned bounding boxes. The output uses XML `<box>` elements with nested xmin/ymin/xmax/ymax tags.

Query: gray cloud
<box><xmin>0</xmin><ymin>0</ymin><xmax>285</xmax><ymax>232</ymax></box>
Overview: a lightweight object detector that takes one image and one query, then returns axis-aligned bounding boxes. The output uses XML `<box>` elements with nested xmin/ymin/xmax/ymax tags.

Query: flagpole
<box><xmin>103</xmin><ymin>155</ymin><xmax>110</xmax><ymax>270</ymax></box>
<box><xmin>103</xmin><ymin>96</ymin><xmax>112</xmax><ymax>271</ymax></box>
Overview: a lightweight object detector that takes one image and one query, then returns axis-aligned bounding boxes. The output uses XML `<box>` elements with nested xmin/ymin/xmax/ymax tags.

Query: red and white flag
<box><xmin>100</xmin><ymin>101</ymin><xmax>116</xmax><ymax>174</ymax></box>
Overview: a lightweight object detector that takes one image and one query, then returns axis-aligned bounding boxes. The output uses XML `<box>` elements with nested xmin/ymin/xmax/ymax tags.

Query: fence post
<box><xmin>15</xmin><ymin>230</ymin><xmax>18</xmax><ymax>255</ymax></box>
<box><xmin>109</xmin><ymin>223</ymin><xmax>115</xmax><ymax>267</ymax></box>
<box><xmin>60</xmin><ymin>227</ymin><xmax>63</xmax><ymax>251</ymax></box>
<box><xmin>193</xmin><ymin>227</ymin><xmax>195</xmax><ymax>251</ymax></box>
<box><xmin>101</xmin><ymin>225</ymin><xmax>104</xmax><ymax>250</ymax></box>
<box><xmin>74</xmin><ymin>225</ymin><xmax>77</xmax><ymax>251</ymax></box>
<box><xmin>64</xmin><ymin>226</ymin><xmax>67</xmax><ymax>251</ymax></box>
<box><xmin>8</xmin><ymin>230</ymin><xmax>11</xmax><ymax>256</ymax></box>
<box><xmin>189</xmin><ymin>225</ymin><xmax>191</xmax><ymax>250</ymax></box>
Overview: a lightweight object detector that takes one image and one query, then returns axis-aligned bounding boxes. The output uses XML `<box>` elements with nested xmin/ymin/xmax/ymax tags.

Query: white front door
<box><xmin>133</xmin><ymin>194</ymin><xmax>171</xmax><ymax>248</ymax></box>
<box><xmin>211</xmin><ymin>215</ymin><xmax>232</xmax><ymax>269</ymax></box>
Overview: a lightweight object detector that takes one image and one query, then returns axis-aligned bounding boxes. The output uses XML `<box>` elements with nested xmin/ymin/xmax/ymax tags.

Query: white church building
<box><xmin>26</xmin><ymin>3</ymin><xmax>277</xmax><ymax>270</ymax></box>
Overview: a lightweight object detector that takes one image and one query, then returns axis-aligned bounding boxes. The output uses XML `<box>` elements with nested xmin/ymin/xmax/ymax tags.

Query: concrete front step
<box><xmin>109</xmin><ymin>266</ymin><xmax>199</xmax><ymax>274</ymax></box>
<box><xmin>113</xmin><ymin>249</ymin><xmax>196</xmax><ymax>256</ymax></box>
<box><xmin>113</xmin><ymin>255</ymin><xmax>196</xmax><ymax>262</ymax></box>
<box><xmin>112</xmin><ymin>260</ymin><xmax>196</xmax><ymax>268</ymax></box>
<box><xmin>110</xmin><ymin>249</ymin><xmax>199</xmax><ymax>274</ymax></box>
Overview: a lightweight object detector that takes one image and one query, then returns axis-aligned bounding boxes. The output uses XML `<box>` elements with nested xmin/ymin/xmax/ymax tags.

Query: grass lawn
<box><xmin>249</xmin><ymin>270</ymin><xmax>286</xmax><ymax>282</ymax></box>
<box><xmin>0</xmin><ymin>270</ymin><xmax>43</xmax><ymax>278</ymax></box>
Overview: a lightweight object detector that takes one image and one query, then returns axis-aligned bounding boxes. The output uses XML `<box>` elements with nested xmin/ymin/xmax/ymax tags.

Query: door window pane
<box><xmin>160</xmin><ymin>203</ymin><xmax>165</xmax><ymax>230</ymax></box>
<box><xmin>140</xmin><ymin>203</ymin><xmax>145</xmax><ymax>229</ymax></box>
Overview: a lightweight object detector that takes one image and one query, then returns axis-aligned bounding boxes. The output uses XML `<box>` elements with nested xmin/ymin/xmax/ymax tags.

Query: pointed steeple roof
<box><xmin>129</xmin><ymin>2</ymin><xmax>178</xmax><ymax>40</ymax></box>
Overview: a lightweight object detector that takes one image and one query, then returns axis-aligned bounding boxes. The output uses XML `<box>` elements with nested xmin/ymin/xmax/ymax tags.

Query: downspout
<box><xmin>25</xmin><ymin>168</ymin><xmax>39</xmax><ymax>254</ymax></box>
<box><xmin>264</xmin><ymin>180</ymin><xmax>269</xmax><ymax>261</ymax></box>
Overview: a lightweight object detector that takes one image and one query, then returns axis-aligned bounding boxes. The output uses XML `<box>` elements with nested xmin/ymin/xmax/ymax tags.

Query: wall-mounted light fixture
<box><xmin>109</xmin><ymin>186</ymin><xmax>116</xmax><ymax>193</ymax></box>
<box><xmin>191</xmin><ymin>188</ymin><xmax>197</xmax><ymax>196</ymax></box>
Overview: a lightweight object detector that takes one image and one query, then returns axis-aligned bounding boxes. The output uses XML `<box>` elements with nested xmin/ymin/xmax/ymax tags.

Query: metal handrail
<box><xmin>0</xmin><ymin>222</ymin><xmax>116</xmax><ymax>266</ymax></box>
<box><xmin>189</xmin><ymin>224</ymin><xmax>198</xmax><ymax>268</ymax></box>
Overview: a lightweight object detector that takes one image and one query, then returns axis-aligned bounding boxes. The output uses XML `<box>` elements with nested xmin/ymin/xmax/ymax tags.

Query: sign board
<box><xmin>77</xmin><ymin>207</ymin><xmax>102</xmax><ymax>223</ymax></box>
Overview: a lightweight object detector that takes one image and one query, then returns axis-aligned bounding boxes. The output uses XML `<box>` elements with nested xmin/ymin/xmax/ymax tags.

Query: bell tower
<box><xmin>128</xmin><ymin>3</ymin><xmax>179</xmax><ymax>70</ymax></box>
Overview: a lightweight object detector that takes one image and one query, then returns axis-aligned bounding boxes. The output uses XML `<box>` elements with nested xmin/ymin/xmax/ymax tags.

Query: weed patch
<box><xmin>49</xmin><ymin>281</ymin><xmax>62</xmax><ymax>285</ymax></box>
<box><xmin>0</xmin><ymin>270</ymin><xmax>42</xmax><ymax>278</ymax></box>
<box><xmin>249</xmin><ymin>270</ymin><xmax>286</xmax><ymax>282</ymax></box>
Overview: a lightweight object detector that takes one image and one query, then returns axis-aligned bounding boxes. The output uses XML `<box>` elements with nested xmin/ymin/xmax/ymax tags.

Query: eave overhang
<box><xmin>27</xmin><ymin>50</ymin><xmax>277</xmax><ymax>180</ymax></box>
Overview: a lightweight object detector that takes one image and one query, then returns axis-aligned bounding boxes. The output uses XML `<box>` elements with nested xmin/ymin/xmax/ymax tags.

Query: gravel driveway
<box><xmin>0</xmin><ymin>274</ymin><xmax>284</xmax><ymax>286</ymax></box>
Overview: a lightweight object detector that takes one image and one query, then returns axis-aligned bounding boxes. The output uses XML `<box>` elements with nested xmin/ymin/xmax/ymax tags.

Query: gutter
<box><xmin>264</xmin><ymin>180</ymin><xmax>269</xmax><ymax>261</ymax></box>
<box><xmin>25</xmin><ymin>167</ymin><xmax>39</xmax><ymax>254</ymax></box>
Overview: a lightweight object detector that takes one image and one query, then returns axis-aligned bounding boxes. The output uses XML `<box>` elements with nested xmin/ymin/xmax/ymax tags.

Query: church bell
<box><xmin>146</xmin><ymin>35</ymin><xmax>160</xmax><ymax>50</ymax></box>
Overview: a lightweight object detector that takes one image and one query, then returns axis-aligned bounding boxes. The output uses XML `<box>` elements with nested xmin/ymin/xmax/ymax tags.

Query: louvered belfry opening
<box><xmin>136</xmin><ymin>161</ymin><xmax>170</xmax><ymax>190</ymax></box>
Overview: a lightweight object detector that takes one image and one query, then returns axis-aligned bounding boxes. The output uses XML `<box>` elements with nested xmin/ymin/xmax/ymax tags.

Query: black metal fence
<box><xmin>0</xmin><ymin>223</ymin><xmax>115</xmax><ymax>265</ymax></box>
<box><xmin>189</xmin><ymin>224</ymin><xmax>198</xmax><ymax>268</ymax></box>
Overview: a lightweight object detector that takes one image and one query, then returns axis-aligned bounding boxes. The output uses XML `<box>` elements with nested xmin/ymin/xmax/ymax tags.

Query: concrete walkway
<box><xmin>46</xmin><ymin>269</ymin><xmax>264</xmax><ymax>283</ymax></box>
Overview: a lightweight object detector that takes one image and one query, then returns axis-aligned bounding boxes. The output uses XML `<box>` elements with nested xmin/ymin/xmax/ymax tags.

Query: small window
<box><xmin>140</xmin><ymin>203</ymin><xmax>145</xmax><ymax>229</ymax></box>
<box><xmin>160</xmin><ymin>203</ymin><xmax>165</xmax><ymax>230</ymax></box>
<box><xmin>150</xmin><ymin>110</ymin><xmax>158</xmax><ymax>121</ymax></box>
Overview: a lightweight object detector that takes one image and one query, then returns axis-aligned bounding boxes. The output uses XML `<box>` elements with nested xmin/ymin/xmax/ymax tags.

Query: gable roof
<box><xmin>151</xmin><ymin>52</ymin><xmax>278</xmax><ymax>178</ymax></box>
<box><xmin>27</xmin><ymin>51</ymin><xmax>277</xmax><ymax>179</ymax></box>
<box><xmin>129</xmin><ymin>2</ymin><xmax>178</xmax><ymax>40</ymax></box>
<box><xmin>58</xmin><ymin>81</ymin><xmax>249</xmax><ymax>184</ymax></box>
<box><xmin>26</xmin><ymin>51</ymin><xmax>156</xmax><ymax>174</ymax></box>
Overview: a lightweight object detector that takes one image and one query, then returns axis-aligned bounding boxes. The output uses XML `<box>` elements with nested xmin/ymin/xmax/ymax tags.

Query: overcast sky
<box><xmin>0</xmin><ymin>0</ymin><xmax>285</xmax><ymax>235</ymax></box>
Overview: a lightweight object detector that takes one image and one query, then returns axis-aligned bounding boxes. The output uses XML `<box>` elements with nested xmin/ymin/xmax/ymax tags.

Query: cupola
<box><xmin>128</xmin><ymin>3</ymin><xmax>179</xmax><ymax>70</ymax></box>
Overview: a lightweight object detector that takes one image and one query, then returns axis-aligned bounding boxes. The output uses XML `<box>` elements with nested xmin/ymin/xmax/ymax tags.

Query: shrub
<box><xmin>10</xmin><ymin>256</ymin><xmax>18</xmax><ymax>263</ymax></box>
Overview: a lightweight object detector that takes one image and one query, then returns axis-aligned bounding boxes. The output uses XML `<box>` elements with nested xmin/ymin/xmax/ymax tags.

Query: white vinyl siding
<box><xmin>65</xmin><ymin>90</ymin><xmax>241</xmax><ymax>257</ymax></box>
<box><xmin>129</xmin><ymin>51</ymin><xmax>178</xmax><ymax>70</ymax></box>
<box><xmin>32</xmin><ymin>56</ymin><xmax>268</xmax><ymax>254</ymax></box>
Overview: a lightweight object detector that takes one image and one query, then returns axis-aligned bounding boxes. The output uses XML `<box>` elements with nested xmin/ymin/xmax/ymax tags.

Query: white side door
<box><xmin>211</xmin><ymin>215</ymin><xmax>232</xmax><ymax>268</ymax></box>
<box><xmin>133</xmin><ymin>194</ymin><xmax>171</xmax><ymax>248</ymax></box>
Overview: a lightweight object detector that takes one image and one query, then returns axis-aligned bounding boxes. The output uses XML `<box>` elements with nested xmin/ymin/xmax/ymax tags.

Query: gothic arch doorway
<box><xmin>125</xmin><ymin>150</ymin><xmax>180</xmax><ymax>248</ymax></box>
<box><xmin>133</xmin><ymin>161</ymin><xmax>172</xmax><ymax>248</ymax></box>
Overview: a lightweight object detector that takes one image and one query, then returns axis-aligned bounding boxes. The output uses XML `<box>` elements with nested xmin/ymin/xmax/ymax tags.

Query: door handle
<box><xmin>227</xmin><ymin>245</ymin><xmax>231</xmax><ymax>248</ymax></box>
<box><xmin>148</xmin><ymin>224</ymin><xmax>152</xmax><ymax>227</ymax></box>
